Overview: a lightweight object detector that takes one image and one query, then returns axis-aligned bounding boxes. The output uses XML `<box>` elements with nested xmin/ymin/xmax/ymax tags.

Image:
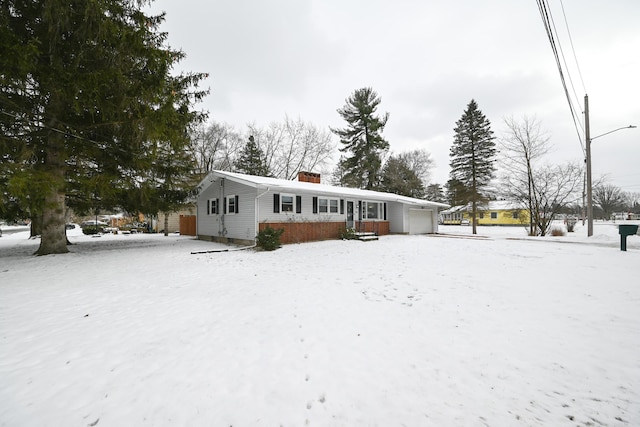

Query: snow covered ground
<box><xmin>1</xmin><ymin>221</ymin><xmax>638</xmax><ymax>426</ymax></box>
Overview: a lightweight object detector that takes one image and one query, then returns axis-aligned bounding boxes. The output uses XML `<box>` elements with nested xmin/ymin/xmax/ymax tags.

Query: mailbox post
<box><xmin>618</xmin><ymin>225</ymin><xmax>639</xmax><ymax>251</ymax></box>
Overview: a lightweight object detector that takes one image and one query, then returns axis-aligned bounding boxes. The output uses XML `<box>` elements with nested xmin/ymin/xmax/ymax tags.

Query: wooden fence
<box><xmin>179</xmin><ymin>215</ymin><xmax>196</xmax><ymax>236</ymax></box>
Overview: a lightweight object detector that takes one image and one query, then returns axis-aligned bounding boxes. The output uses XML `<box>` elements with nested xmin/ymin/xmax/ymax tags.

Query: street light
<box><xmin>584</xmin><ymin>94</ymin><xmax>637</xmax><ymax>237</ymax></box>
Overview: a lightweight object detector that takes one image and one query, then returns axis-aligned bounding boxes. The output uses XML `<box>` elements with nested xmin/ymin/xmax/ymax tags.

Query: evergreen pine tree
<box><xmin>234</xmin><ymin>136</ymin><xmax>270</xmax><ymax>176</ymax></box>
<box><xmin>449</xmin><ymin>99</ymin><xmax>496</xmax><ymax>234</ymax></box>
<box><xmin>0</xmin><ymin>0</ymin><xmax>207</xmax><ymax>255</ymax></box>
<box><xmin>445</xmin><ymin>178</ymin><xmax>470</xmax><ymax>207</ymax></box>
<box><xmin>331</xmin><ymin>88</ymin><xmax>389</xmax><ymax>190</ymax></box>
<box><xmin>380</xmin><ymin>155</ymin><xmax>425</xmax><ymax>198</ymax></box>
<box><xmin>425</xmin><ymin>183</ymin><xmax>446</xmax><ymax>203</ymax></box>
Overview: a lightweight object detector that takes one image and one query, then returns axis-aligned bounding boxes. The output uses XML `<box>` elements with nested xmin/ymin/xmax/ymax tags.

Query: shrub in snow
<box><xmin>340</xmin><ymin>227</ymin><xmax>357</xmax><ymax>240</ymax></box>
<box><xmin>256</xmin><ymin>226</ymin><xmax>284</xmax><ymax>251</ymax></box>
<box><xmin>82</xmin><ymin>225</ymin><xmax>104</xmax><ymax>235</ymax></box>
<box><xmin>550</xmin><ymin>227</ymin><xmax>565</xmax><ymax>236</ymax></box>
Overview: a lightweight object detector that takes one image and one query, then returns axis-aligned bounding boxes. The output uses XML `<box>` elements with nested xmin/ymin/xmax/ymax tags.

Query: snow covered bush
<box><xmin>256</xmin><ymin>226</ymin><xmax>285</xmax><ymax>251</ymax></box>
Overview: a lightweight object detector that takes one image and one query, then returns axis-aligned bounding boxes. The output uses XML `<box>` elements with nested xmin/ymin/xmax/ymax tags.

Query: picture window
<box><xmin>364</xmin><ymin>201</ymin><xmax>384</xmax><ymax>219</ymax></box>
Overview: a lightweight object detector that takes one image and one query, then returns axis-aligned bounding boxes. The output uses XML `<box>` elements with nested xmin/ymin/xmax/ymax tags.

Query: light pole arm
<box><xmin>591</xmin><ymin>125</ymin><xmax>637</xmax><ymax>141</ymax></box>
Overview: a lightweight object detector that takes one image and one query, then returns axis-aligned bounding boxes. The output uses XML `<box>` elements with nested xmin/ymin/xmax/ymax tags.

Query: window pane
<box><xmin>366</xmin><ymin>202</ymin><xmax>378</xmax><ymax>219</ymax></box>
<box><xmin>319</xmin><ymin>198</ymin><xmax>328</xmax><ymax>213</ymax></box>
<box><xmin>490</xmin><ymin>212</ymin><xmax>497</xmax><ymax>219</ymax></box>
<box><xmin>329</xmin><ymin>199</ymin><xmax>338</xmax><ymax>213</ymax></box>
<box><xmin>282</xmin><ymin>195</ymin><xmax>294</xmax><ymax>212</ymax></box>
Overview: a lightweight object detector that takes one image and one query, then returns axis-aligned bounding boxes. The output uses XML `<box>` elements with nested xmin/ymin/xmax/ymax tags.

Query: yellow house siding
<box><xmin>475</xmin><ymin>209</ymin><xmax>528</xmax><ymax>226</ymax></box>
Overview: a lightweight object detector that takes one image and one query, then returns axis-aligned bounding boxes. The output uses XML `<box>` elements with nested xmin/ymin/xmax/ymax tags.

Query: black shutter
<box><xmin>273</xmin><ymin>193</ymin><xmax>280</xmax><ymax>213</ymax></box>
<box><xmin>340</xmin><ymin>199</ymin><xmax>344</xmax><ymax>215</ymax></box>
<box><xmin>216</xmin><ymin>198</ymin><xmax>219</xmax><ymax>214</ymax></box>
<box><xmin>358</xmin><ymin>201</ymin><xmax>362</xmax><ymax>220</ymax></box>
<box><xmin>207</xmin><ymin>199</ymin><xmax>210</xmax><ymax>215</ymax></box>
<box><xmin>312</xmin><ymin>197</ymin><xmax>318</xmax><ymax>214</ymax></box>
<box><xmin>223</xmin><ymin>198</ymin><xmax>227</xmax><ymax>214</ymax></box>
<box><xmin>235</xmin><ymin>195</ymin><xmax>239</xmax><ymax>213</ymax></box>
<box><xmin>296</xmin><ymin>196</ymin><xmax>302</xmax><ymax>213</ymax></box>
<box><xmin>383</xmin><ymin>203</ymin><xmax>387</xmax><ymax>220</ymax></box>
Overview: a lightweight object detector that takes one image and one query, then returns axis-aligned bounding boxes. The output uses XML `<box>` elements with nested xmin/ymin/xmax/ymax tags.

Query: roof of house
<box><xmin>198</xmin><ymin>170</ymin><xmax>450</xmax><ymax>208</ymax></box>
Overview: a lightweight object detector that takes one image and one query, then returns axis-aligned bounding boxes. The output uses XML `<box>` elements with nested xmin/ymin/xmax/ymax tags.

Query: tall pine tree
<box><xmin>0</xmin><ymin>0</ymin><xmax>207</xmax><ymax>254</ymax></box>
<box><xmin>449</xmin><ymin>99</ymin><xmax>496</xmax><ymax>234</ymax></box>
<box><xmin>234</xmin><ymin>136</ymin><xmax>270</xmax><ymax>176</ymax></box>
<box><xmin>331</xmin><ymin>87</ymin><xmax>389</xmax><ymax>190</ymax></box>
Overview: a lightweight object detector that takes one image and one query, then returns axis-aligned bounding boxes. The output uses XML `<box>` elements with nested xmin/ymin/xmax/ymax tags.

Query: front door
<box><xmin>346</xmin><ymin>201</ymin><xmax>354</xmax><ymax>229</ymax></box>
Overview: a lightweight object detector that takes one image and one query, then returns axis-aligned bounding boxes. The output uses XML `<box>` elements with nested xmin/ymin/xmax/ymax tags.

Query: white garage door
<box><xmin>409</xmin><ymin>209</ymin><xmax>433</xmax><ymax>234</ymax></box>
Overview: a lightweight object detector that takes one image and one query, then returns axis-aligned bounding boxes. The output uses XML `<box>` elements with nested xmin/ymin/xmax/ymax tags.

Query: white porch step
<box><xmin>355</xmin><ymin>232</ymin><xmax>378</xmax><ymax>241</ymax></box>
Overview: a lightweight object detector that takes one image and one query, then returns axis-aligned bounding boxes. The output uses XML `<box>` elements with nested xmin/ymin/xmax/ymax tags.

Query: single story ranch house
<box><xmin>196</xmin><ymin>170</ymin><xmax>450</xmax><ymax>245</ymax></box>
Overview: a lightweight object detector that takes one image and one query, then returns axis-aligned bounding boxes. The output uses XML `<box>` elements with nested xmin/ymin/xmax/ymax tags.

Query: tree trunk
<box><xmin>37</xmin><ymin>190</ymin><xmax>68</xmax><ymax>255</ymax></box>
<box><xmin>164</xmin><ymin>213</ymin><xmax>169</xmax><ymax>236</ymax></box>
<box><xmin>30</xmin><ymin>214</ymin><xmax>43</xmax><ymax>238</ymax></box>
<box><xmin>36</xmin><ymin>117</ymin><xmax>68</xmax><ymax>255</ymax></box>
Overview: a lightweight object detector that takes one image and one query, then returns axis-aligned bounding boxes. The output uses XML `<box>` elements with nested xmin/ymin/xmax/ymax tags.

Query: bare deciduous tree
<box><xmin>190</xmin><ymin>121</ymin><xmax>243</xmax><ymax>174</ymax></box>
<box><xmin>593</xmin><ymin>184</ymin><xmax>625</xmax><ymax>220</ymax></box>
<box><xmin>192</xmin><ymin>117</ymin><xmax>335</xmax><ymax>180</ymax></box>
<box><xmin>248</xmin><ymin>116</ymin><xmax>335</xmax><ymax>180</ymax></box>
<box><xmin>530</xmin><ymin>162</ymin><xmax>583</xmax><ymax>236</ymax></box>
<box><xmin>499</xmin><ymin>116</ymin><xmax>550</xmax><ymax>235</ymax></box>
<box><xmin>398</xmin><ymin>149</ymin><xmax>434</xmax><ymax>189</ymax></box>
<box><xmin>623</xmin><ymin>192</ymin><xmax>640</xmax><ymax>212</ymax></box>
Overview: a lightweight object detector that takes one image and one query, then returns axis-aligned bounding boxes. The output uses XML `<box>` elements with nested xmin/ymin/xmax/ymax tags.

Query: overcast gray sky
<box><xmin>149</xmin><ymin>0</ymin><xmax>640</xmax><ymax>193</ymax></box>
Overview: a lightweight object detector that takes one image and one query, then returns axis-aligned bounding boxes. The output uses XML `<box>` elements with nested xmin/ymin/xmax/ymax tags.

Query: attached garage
<box><xmin>408</xmin><ymin>209</ymin><xmax>434</xmax><ymax>234</ymax></box>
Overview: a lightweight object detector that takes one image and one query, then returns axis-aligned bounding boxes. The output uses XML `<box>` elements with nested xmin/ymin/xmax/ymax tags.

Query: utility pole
<box><xmin>584</xmin><ymin>94</ymin><xmax>593</xmax><ymax>237</ymax></box>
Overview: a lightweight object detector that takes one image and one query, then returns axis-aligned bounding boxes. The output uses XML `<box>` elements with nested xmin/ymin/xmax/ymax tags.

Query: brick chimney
<box><xmin>297</xmin><ymin>171</ymin><xmax>321</xmax><ymax>184</ymax></box>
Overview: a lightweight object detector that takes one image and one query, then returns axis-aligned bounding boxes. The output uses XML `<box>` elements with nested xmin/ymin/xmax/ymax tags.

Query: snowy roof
<box><xmin>199</xmin><ymin>170</ymin><xmax>450</xmax><ymax>208</ymax></box>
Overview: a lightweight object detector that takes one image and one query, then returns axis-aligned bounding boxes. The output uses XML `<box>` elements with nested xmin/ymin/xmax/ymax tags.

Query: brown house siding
<box><xmin>259</xmin><ymin>221</ymin><xmax>389</xmax><ymax>244</ymax></box>
<box><xmin>355</xmin><ymin>221</ymin><xmax>389</xmax><ymax>236</ymax></box>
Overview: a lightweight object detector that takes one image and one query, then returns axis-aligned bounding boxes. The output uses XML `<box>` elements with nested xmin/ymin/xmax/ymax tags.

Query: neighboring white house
<box><xmin>196</xmin><ymin>170</ymin><xmax>449</xmax><ymax>245</ymax></box>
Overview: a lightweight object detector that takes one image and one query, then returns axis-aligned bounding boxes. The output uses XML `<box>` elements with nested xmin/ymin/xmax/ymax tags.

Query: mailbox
<box><xmin>618</xmin><ymin>224</ymin><xmax>639</xmax><ymax>251</ymax></box>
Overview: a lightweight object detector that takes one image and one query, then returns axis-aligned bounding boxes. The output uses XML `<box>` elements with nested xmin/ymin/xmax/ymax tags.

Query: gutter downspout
<box><xmin>255</xmin><ymin>186</ymin><xmax>270</xmax><ymax>242</ymax></box>
<box><xmin>220</xmin><ymin>178</ymin><xmax>226</xmax><ymax>237</ymax></box>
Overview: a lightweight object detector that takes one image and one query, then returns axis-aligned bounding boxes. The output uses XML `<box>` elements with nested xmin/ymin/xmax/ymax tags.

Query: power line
<box><xmin>535</xmin><ymin>0</ymin><xmax>585</xmax><ymax>154</ymax></box>
<box><xmin>550</xmin><ymin>2</ymin><xmax>584</xmax><ymax>134</ymax></box>
<box><xmin>560</xmin><ymin>0</ymin><xmax>587</xmax><ymax>94</ymax></box>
